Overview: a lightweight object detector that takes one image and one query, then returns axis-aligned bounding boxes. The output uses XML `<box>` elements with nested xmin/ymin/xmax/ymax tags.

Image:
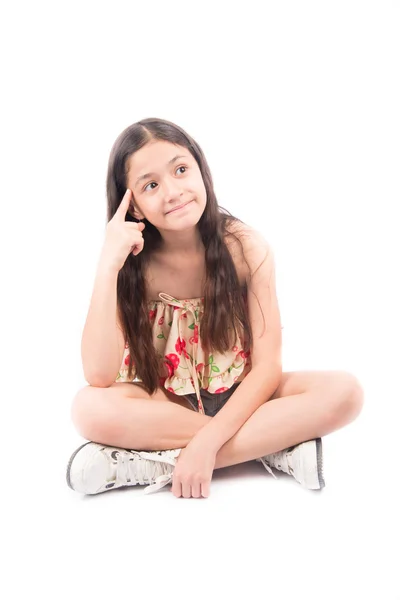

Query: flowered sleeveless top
<box><xmin>116</xmin><ymin>290</ymin><xmax>252</xmax><ymax>415</ymax></box>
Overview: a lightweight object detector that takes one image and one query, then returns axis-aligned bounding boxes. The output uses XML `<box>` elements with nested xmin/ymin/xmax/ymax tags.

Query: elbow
<box><xmin>83</xmin><ymin>371</ymin><xmax>118</xmax><ymax>388</ymax></box>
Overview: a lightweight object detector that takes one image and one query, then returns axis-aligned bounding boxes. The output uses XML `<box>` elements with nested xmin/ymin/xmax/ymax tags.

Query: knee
<box><xmin>344</xmin><ymin>372</ymin><xmax>365</xmax><ymax>416</ymax></box>
<box><xmin>70</xmin><ymin>386</ymin><xmax>112</xmax><ymax>441</ymax></box>
<box><xmin>329</xmin><ymin>371</ymin><xmax>365</xmax><ymax>424</ymax></box>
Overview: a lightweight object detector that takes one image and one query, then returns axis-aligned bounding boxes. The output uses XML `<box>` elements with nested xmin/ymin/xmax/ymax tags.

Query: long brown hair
<box><xmin>106</xmin><ymin>117</ymin><xmax>262</xmax><ymax>395</ymax></box>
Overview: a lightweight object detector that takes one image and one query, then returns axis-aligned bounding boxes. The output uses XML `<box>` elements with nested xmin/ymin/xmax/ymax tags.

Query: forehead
<box><xmin>127</xmin><ymin>141</ymin><xmax>191</xmax><ymax>177</ymax></box>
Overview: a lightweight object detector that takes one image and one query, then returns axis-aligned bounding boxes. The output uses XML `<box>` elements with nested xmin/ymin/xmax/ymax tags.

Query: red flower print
<box><xmin>158</xmin><ymin>316</ymin><xmax>164</xmax><ymax>325</ymax></box>
<box><xmin>175</xmin><ymin>337</ymin><xmax>190</xmax><ymax>359</ymax></box>
<box><xmin>124</xmin><ymin>353</ymin><xmax>135</xmax><ymax>367</ymax></box>
<box><xmin>164</xmin><ymin>362</ymin><xmax>174</xmax><ymax>378</ymax></box>
<box><xmin>164</xmin><ymin>353</ymin><xmax>180</xmax><ymax>377</ymax></box>
<box><xmin>149</xmin><ymin>309</ymin><xmax>156</xmax><ymax>320</ymax></box>
<box><xmin>215</xmin><ymin>387</ymin><xmax>229</xmax><ymax>394</ymax></box>
<box><xmin>196</xmin><ymin>363</ymin><xmax>204</xmax><ymax>373</ymax></box>
<box><xmin>189</xmin><ymin>326</ymin><xmax>199</xmax><ymax>346</ymax></box>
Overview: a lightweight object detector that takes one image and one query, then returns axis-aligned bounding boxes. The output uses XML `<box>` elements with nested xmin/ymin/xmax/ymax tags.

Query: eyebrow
<box><xmin>135</xmin><ymin>155</ymin><xmax>189</xmax><ymax>187</ymax></box>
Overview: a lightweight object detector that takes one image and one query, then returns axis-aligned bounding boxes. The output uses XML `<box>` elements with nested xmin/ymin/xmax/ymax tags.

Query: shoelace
<box><xmin>258</xmin><ymin>448</ymin><xmax>296</xmax><ymax>478</ymax></box>
<box><xmin>116</xmin><ymin>449</ymin><xmax>180</xmax><ymax>495</ymax></box>
<box><xmin>259</xmin><ymin>449</ymin><xmax>293</xmax><ymax>477</ymax></box>
<box><xmin>258</xmin><ymin>457</ymin><xmax>278</xmax><ymax>479</ymax></box>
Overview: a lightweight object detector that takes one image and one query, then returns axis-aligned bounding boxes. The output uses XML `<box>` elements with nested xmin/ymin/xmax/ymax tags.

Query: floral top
<box><xmin>116</xmin><ymin>291</ymin><xmax>252</xmax><ymax>415</ymax></box>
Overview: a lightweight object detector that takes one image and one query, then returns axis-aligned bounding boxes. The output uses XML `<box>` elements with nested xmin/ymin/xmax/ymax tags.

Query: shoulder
<box><xmin>224</xmin><ymin>218</ymin><xmax>268</xmax><ymax>248</ymax></box>
<box><xmin>224</xmin><ymin>220</ymin><xmax>273</xmax><ymax>284</ymax></box>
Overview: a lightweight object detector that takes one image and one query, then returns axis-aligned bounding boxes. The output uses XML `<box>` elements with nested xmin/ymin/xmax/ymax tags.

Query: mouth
<box><xmin>166</xmin><ymin>200</ymin><xmax>194</xmax><ymax>215</ymax></box>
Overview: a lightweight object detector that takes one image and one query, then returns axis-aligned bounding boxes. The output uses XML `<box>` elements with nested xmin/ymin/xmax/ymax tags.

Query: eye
<box><xmin>143</xmin><ymin>165</ymin><xmax>188</xmax><ymax>192</ymax></box>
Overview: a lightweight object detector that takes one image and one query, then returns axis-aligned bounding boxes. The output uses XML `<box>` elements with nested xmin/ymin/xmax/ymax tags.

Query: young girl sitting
<box><xmin>66</xmin><ymin>117</ymin><xmax>364</xmax><ymax>499</ymax></box>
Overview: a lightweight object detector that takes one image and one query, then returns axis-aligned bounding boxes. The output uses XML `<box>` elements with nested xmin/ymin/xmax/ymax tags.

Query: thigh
<box><xmin>268</xmin><ymin>370</ymin><xmax>351</xmax><ymax>401</ymax></box>
<box><xmin>109</xmin><ymin>381</ymin><xmax>193</xmax><ymax>409</ymax></box>
<box><xmin>71</xmin><ymin>381</ymin><xmax>193</xmax><ymax>441</ymax></box>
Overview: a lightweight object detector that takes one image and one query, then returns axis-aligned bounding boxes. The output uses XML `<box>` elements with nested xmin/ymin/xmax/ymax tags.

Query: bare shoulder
<box><xmin>224</xmin><ymin>218</ymin><xmax>265</xmax><ymax>245</ymax></box>
<box><xmin>224</xmin><ymin>220</ymin><xmax>272</xmax><ymax>283</ymax></box>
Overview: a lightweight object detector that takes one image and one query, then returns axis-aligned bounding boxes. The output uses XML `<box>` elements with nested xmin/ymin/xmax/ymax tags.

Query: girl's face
<box><xmin>126</xmin><ymin>140</ymin><xmax>207</xmax><ymax>230</ymax></box>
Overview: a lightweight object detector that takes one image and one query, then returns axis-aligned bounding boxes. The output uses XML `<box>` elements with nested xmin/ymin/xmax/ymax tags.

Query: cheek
<box><xmin>194</xmin><ymin>177</ymin><xmax>207</xmax><ymax>198</ymax></box>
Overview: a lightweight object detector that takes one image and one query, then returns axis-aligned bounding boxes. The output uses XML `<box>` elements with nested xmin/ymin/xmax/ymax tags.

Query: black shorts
<box><xmin>184</xmin><ymin>382</ymin><xmax>242</xmax><ymax>417</ymax></box>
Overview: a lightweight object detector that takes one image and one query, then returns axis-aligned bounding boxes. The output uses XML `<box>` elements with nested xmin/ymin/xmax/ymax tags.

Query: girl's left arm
<box><xmin>193</xmin><ymin>228</ymin><xmax>283</xmax><ymax>452</ymax></box>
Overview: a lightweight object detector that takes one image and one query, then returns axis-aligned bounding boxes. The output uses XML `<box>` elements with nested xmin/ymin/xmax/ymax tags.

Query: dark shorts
<box><xmin>184</xmin><ymin>382</ymin><xmax>242</xmax><ymax>417</ymax></box>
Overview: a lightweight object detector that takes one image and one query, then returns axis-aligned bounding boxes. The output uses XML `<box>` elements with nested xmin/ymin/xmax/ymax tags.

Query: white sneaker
<box><xmin>256</xmin><ymin>438</ymin><xmax>325</xmax><ymax>490</ymax></box>
<box><xmin>66</xmin><ymin>441</ymin><xmax>182</xmax><ymax>495</ymax></box>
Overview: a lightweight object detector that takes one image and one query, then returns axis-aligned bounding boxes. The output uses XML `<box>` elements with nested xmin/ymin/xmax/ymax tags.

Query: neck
<box><xmin>158</xmin><ymin>228</ymin><xmax>204</xmax><ymax>256</ymax></box>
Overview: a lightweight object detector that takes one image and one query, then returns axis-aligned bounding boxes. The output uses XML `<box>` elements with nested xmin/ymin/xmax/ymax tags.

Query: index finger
<box><xmin>115</xmin><ymin>188</ymin><xmax>132</xmax><ymax>219</ymax></box>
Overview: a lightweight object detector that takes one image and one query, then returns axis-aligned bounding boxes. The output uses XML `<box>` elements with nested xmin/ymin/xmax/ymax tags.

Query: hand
<box><xmin>100</xmin><ymin>188</ymin><xmax>146</xmax><ymax>272</ymax></box>
<box><xmin>171</xmin><ymin>439</ymin><xmax>217</xmax><ymax>499</ymax></box>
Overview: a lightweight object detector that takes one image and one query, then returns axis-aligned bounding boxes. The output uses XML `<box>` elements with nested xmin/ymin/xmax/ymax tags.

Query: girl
<box><xmin>66</xmin><ymin>117</ymin><xmax>364</xmax><ymax>499</ymax></box>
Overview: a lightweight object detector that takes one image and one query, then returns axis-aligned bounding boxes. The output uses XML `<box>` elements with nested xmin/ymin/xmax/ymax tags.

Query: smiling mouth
<box><xmin>166</xmin><ymin>200</ymin><xmax>193</xmax><ymax>214</ymax></box>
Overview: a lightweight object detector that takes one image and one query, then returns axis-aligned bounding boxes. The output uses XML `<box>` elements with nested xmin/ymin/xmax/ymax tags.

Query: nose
<box><xmin>162</xmin><ymin>175</ymin><xmax>183</xmax><ymax>199</ymax></box>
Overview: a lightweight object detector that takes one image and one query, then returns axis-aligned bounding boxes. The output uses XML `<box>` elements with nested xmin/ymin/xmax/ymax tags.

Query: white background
<box><xmin>1</xmin><ymin>1</ymin><xmax>399</xmax><ymax>598</ymax></box>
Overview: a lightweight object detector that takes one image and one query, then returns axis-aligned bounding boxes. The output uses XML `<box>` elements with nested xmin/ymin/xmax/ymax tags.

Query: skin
<box><xmin>126</xmin><ymin>140</ymin><xmax>207</xmax><ymax>257</ymax></box>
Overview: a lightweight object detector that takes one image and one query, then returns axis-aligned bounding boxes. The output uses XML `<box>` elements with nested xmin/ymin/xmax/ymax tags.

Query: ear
<box><xmin>129</xmin><ymin>202</ymin><xmax>144</xmax><ymax>221</ymax></box>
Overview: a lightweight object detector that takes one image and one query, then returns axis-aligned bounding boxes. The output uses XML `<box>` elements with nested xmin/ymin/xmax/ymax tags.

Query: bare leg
<box><xmin>71</xmin><ymin>386</ymin><xmax>211</xmax><ymax>451</ymax></box>
<box><xmin>214</xmin><ymin>387</ymin><xmax>362</xmax><ymax>468</ymax></box>
<box><xmin>71</xmin><ymin>381</ymin><xmax>363</xmax><ymax>469</ymax></box>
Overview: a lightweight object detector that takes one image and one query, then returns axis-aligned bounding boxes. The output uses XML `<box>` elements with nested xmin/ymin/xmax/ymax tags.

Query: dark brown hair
<box><xmin>106</xmin><ymin>117</ymin><xmax>263</xmax><ymax>396</ymax></box>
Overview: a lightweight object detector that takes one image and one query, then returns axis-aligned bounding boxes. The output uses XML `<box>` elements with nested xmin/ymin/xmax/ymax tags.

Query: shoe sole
<box><xmin>293</xmin><ymin>438</ymin><xmax>325</xmax><ymax>490</ymax></box>
<box><xmin>66</xmin><ymin>441</ymin><xmax>92</xmax><ymax>491</ymax></box>
<box><xmin>316</xmin><ymin>438</ymin><xmax>325</xmax><ymax>489</ymax></box>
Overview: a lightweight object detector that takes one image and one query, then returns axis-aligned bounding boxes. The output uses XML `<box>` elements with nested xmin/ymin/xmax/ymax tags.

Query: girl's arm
<box><xmin>81</xmin><ymin>262</ymin><xmax>125</xmax><ymax>387</ymax></box>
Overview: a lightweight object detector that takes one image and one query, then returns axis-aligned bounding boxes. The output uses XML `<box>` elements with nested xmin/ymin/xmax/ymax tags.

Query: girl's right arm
<box><xmin>81</xmin><ymin>264</ymin><xmax>125</xmax><ymax>387</ymax></box>
<box><xmin>81</xmin><ymin>189</ymin><xmax>146</xmax><ymax>387</ymax></box>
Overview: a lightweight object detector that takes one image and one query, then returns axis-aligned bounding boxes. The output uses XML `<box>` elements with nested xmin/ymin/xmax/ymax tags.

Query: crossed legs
<box><xmin>71</xmin><ymin>370</ymin><xmax>364</xmax><ymax>469</ymax></box>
